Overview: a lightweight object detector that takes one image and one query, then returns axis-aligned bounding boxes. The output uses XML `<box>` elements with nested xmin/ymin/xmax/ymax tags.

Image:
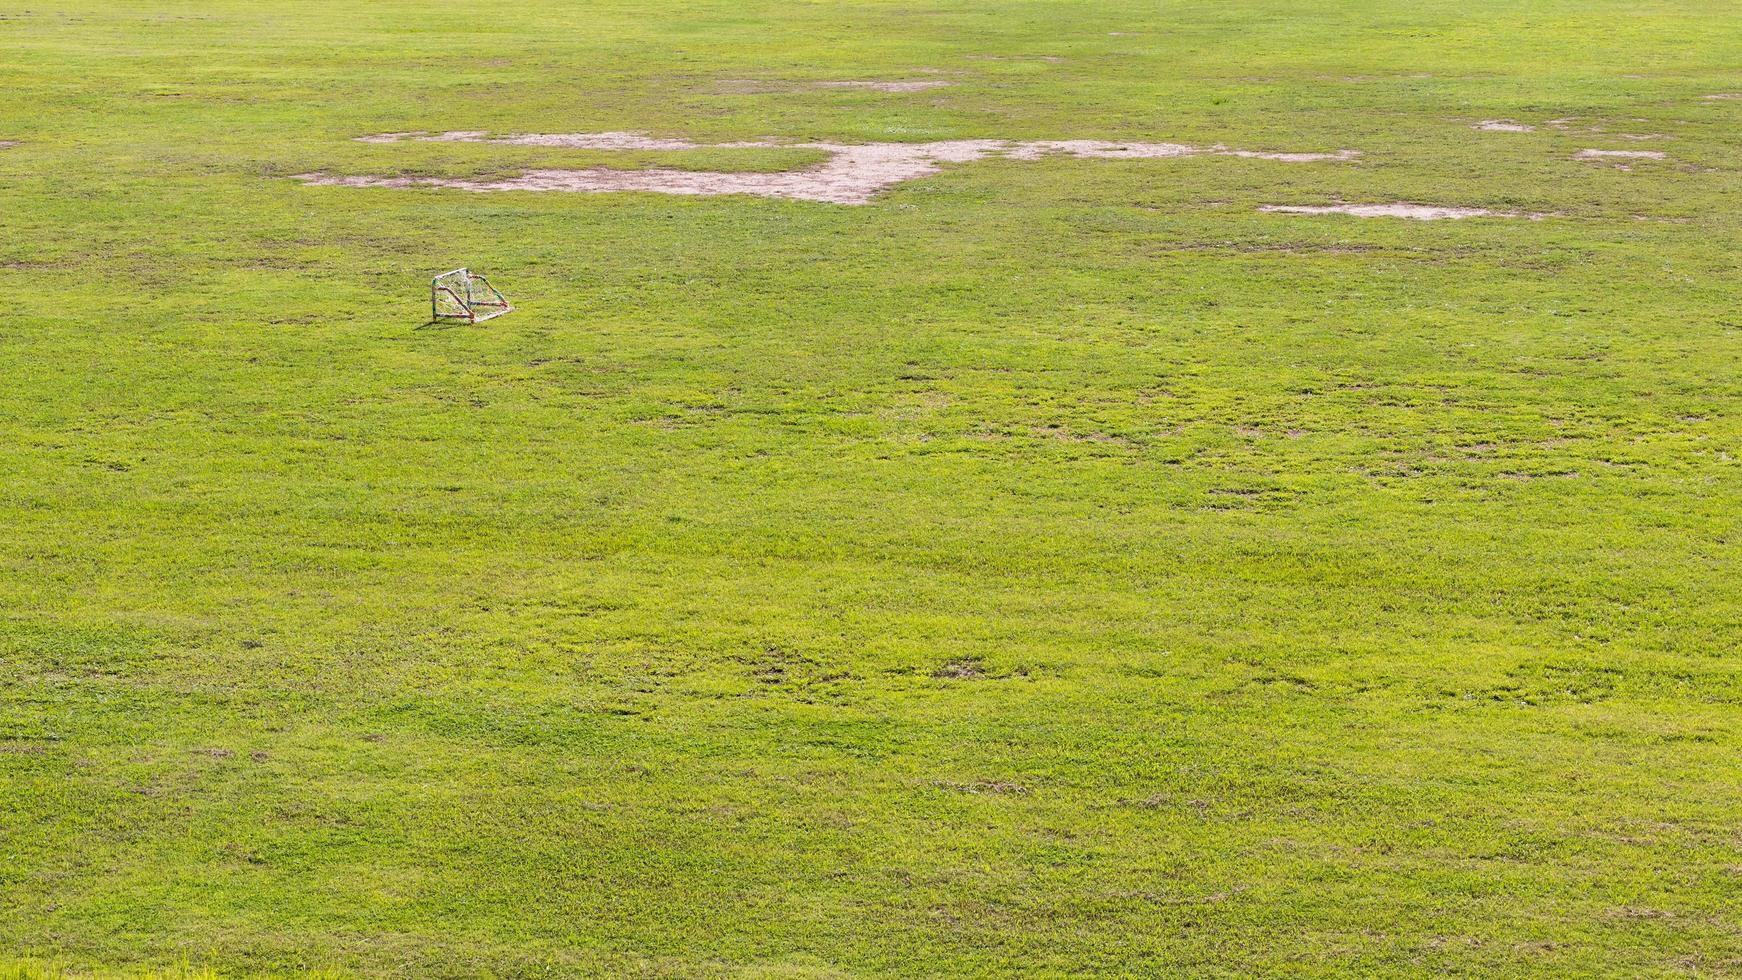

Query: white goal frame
<box><xmin>431</xmin><ymin>268</ymin><xmax>512</xmax><ymax>323</ymax></box>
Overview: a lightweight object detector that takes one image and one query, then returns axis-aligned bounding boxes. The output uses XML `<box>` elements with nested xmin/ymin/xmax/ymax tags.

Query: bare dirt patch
<box><xmin>1259</xmin><ymin>203</ymin><xmax>1542</xmax><ymax>221</ymax></box>
<box><xmin>1703</xmin><ymin>93</ymin><xmax>1742</xmax><ymax>101</ymax></box>
<box><xmin>1223</xmin><ymin>147</ymin><xmax>1359</xmax><ymax>162</ymax></box>
<box><xmin>418</xmin><ymin>131</ymin><xmax>766</xmax><ymax>151</ymax></box>
<box><xmin>1575</xmin><ymin>148</ymin><xmax>1666</xmax><ymax>160</ymax></box>
<box><xmin>933</xmin><ymin>658</ymin><xmax>986</xmax><ymax>679</ymax></box>
<box><xmin>816</xmin><ymin>79</ymin><xmax>952</xmax><ymax>92</ymax></box>
<box><xmin>299</xmin><ymin>131</ymin><xmax>1359</xmax><ymax>204</ymax></box>
<box><xmin>0</xmin><ymin>141</ymin><xmax>19</xmax><ymax>149</ymax></box>
<box><xmin>1475</xmin><ymin>120</ymin><xmax>1534</xmax><ymax>132</ymax></box>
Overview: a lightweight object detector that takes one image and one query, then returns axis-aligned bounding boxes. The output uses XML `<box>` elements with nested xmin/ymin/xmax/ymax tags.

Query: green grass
<box><xmin>3</xmin><ymin>0</ymin><xmax>1741</xmax><ymax>975</ymax></box>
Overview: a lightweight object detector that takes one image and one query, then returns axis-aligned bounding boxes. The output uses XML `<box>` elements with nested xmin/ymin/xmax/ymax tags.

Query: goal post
<box><xmin>431</xmin><ymin>268</ymin><xmax>512</xmax><ymax>323</ymax></box>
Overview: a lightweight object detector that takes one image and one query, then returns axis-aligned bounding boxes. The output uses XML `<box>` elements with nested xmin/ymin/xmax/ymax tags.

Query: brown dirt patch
<box><xmin>816</xmin><ymin>80</ymin><xmax>953</xmax><ymax>92</ymax></box>
<box><xmin>1575</xmin><ymin>148</ymin><xmax>1666</xmax><ymax>160</ymax></box>
<box><xmin>304</xmin><ymin>131</ymin><xmax>1360</xmax><ymax>205</ymax></box>
<box><xmin>408</xmin><ymin>131</ymin><xmax>736</xmax><ymax>150</ymax></box>
<box><xmin>1218</xmin><ymin>147</ymin><xmax>1359</xmax><ymax>162</ymax></box>
<box><xmin>0</xmin><ymin>141</ymin><xmax>19</xmax><ymax>149</ymax></box>
<box><xmin>1259</xmin><ymin>203</ymin><xmax>1542</xmax><ymax>221</ymax></box>
<box><xmin>932</xmin><ymin>658</ymin><xmax>987</xmax><ymax>679</ymax></box>
<box><xmin>1474</xmin><ymin>120</ymin><xmax>1534</xmax><ymax>132</ymax></box>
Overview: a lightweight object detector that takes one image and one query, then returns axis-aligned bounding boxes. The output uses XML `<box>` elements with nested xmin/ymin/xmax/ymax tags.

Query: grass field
<box><xmin>4</xmin><ymin>0</ymin><xmax>1742</xmax><ymax>975</ymax></box>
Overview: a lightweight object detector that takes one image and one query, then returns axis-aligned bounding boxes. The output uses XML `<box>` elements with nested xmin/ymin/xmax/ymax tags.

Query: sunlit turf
<box><xmin>3</xmin><ymin>0</ymin><xmax>1742</xmax><ymax>975</ymax></box>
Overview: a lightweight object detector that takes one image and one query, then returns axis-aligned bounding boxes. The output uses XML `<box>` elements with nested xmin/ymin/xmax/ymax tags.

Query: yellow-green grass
<box><xmin>3</xmin><ymin>0</ymin><xmax>1741</xmax><ymax>975</ymax></box>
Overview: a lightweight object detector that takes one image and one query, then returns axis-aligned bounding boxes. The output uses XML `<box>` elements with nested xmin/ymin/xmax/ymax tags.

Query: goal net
<box><xmin>431</xmin><ymin>268</ymin><xmax>512</xmax><ymax>323</ymax></box>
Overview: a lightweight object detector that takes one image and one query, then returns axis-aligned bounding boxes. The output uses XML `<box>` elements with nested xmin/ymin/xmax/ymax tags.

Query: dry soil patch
<box><xmin>301</xmin><ymin>131</ymin><xmax>1359</xmax><ymax>204</ymax></box>
<box><xmin>1575</xmin><ymin>148</ymin><xmax>1666</xmax><ymax>160</ymax></box>
<box><xmin>816</xmin><ymin>80</ymin><xmax>952</xmax><ymax>92</ymax></box>
<box><xmin>1259</xmin><ymin>203</ymin><xmax>1542</xmax><ymax>221</ymax></box>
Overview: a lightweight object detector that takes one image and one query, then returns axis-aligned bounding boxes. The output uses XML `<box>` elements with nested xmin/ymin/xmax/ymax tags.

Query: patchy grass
<box><xmin>3</xmin><ymin>0</ymin><xmax>1742</xmax><ymax>976</ymax></box>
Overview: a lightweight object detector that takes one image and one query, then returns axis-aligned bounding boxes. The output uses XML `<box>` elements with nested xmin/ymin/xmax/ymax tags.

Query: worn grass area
<box><xmin>315</xmin><ymin>144</ymin><xmax>838</xmax><ymax>180</ymax></box>
<box><xmin>3</xmin><ymin>0</ymin><xmax>1742</xmax><ymax>975</ymax></box>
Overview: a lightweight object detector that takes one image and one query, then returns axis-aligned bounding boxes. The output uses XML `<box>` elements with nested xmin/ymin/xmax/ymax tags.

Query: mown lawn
<box><xmin>2</xmin><ymin>0</ymin><xmax>1740</xmax><ymax>975</ymax></box>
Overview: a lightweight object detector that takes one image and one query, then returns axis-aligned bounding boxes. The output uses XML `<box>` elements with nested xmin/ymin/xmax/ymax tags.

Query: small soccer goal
<box><xmin>431</xmin><ymin>268</ymin><xmax>512</xmax><ymax>323</ymax></box>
